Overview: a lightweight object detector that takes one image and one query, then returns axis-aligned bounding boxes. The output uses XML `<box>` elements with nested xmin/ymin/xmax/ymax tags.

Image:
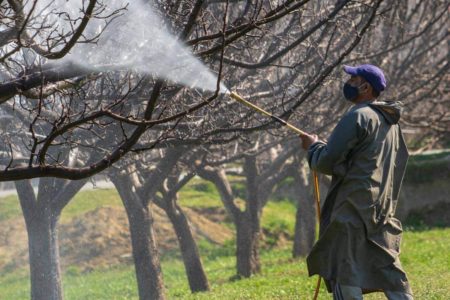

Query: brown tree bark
<box><xmin>112</xmin><ymin>177</ymin><xmax>166</xmax><ymax>300</ymax></box>
<box><xmin>163</xmin><ymin>200</ymin><xmax>209</xmax><ymax>292</ymax></box>
<box><xmin>236</xmin><ymin>156</ymin><xmax>262</xmax><ymax>277</ymax></box>
<box><xmin>109</xmin><ymin>148</ymin><xmax>186</xmax><ymax>299</ymax></box>
<box><xmin>195</xmin><ymin>165</ymin><xmax>258</xmax><ymax>278</ymax></box>
<box><xmin>293</xmin><ymin>203</ymin><xmax>315</xmax><ymax>257</ymax></box>
<box><xmin>235</xmin><ymin>212</ymin><xmax>261</xmax><ymax>277</ymax></box>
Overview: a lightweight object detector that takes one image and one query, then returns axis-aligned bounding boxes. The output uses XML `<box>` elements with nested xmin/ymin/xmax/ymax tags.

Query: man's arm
<box><xmin>304</xmin><ymin>110</ymin><xmax>368</xmax><ymax>175</ymax></box>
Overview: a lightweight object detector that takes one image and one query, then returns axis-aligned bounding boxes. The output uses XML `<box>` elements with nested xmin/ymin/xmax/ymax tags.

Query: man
<box><xmin>300</xmin><ymin>64</ymin><xmax>413</xmax><ymax>300</ymax></box>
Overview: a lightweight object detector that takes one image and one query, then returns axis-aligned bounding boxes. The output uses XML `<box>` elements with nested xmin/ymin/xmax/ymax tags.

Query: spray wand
<box><xmin>228</xmin><ymin>91</ymin><xmax>308</xmax><ymax>137</ymax></box>
<box><xmin>227</xmin><ymin>90</ymin><xmax>322</xmax><ymax>299</ymax></box>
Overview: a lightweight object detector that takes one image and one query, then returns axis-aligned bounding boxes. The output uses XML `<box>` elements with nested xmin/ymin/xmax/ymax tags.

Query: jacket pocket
<box><xmin>369</xmin><ymin>217</ymin><xmax>403</xmax><ymax>261</ymax></box>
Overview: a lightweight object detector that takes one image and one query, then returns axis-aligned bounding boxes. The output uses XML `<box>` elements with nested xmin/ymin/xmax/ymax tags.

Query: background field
<box><xmin>0</xmin><ymin>179</ymin><xmax>449</xmax><ymax>299</ymax></box>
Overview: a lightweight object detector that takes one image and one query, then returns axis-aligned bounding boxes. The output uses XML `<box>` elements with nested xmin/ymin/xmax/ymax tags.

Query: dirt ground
<box><xmin>0</xmin><ymin>205</ymin><xmax>232</xmax><ymax>272</ymax></box>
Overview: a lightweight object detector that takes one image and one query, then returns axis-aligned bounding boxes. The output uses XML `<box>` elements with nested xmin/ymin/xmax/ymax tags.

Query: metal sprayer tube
<box><xmin>229</xmin><ymin>91</ymin><xmax>308</xmax><ymax>137</ymax></box>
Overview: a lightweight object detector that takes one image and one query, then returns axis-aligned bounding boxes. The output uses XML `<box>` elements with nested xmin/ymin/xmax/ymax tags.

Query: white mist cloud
<box><xmin>29</xmin><ymin>0</ymin><xmax>227</xmax><ymax>93</ymax></box>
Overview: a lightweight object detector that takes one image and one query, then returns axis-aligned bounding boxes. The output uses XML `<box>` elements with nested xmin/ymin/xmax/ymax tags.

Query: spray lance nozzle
<box><xmin>227</xmin><ymin>91</ymin><xmax>308</xmax><ymax>137</ymax></box>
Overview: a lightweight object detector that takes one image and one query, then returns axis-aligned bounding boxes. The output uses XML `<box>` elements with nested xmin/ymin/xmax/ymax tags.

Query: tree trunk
<box><xmin>196</xmin><ymin>161</ymin><xmax>262</xmax><ymax>278</ymax></box>
<box><xmin>126</xmin><ymin>204</ymin><xmax>165</xmax><ymax>300</ymax></box>
<box><xmin>164</xmin><ymin>203</ymin><xmax>209</xmax><ymax>292</ymax></box>
<box><xmin>292</xmin><ymin>166</ymin><xmax>316</xmax><ymax>258</ymax></box>
<box><xmin>236</xmin><ymin>213</ymin><xmax>261</xmax><ymax>277</ymax></box>
<box><xmin>292</xmin><ymin>200</ymin><xmax>315</xmax><ymax>257</ymax></box>
<box><xmin>26</xmin><ymin>212</ymin><xmax>63</xmax><ymax>300</ymax></box>
<box><xmin>16</xmin><ymin>180</ymin><xmax>64</xmax><ymax>300</ymax></box>
<box><xmin>235</xmin><ymin>156</ymin><xmax>262</xmax><ymax>278</ymax></box>
<box><xmin>113</xmin><ymin>178</ymin><xmax>165</xmax><ymax>300</ymax></box>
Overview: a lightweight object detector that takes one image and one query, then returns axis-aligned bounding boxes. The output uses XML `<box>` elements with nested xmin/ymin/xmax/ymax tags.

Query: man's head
<box><xmin>342</xmin><ymin>64</ymin><xmax>386</xmax><ymax>103</ymax></box>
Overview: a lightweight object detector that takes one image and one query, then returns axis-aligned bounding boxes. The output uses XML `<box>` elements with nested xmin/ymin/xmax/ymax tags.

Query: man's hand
<box><xmin>300</xmin><ymin>133</ymin><xmax>318</xmax><ymax>150</ymax></box>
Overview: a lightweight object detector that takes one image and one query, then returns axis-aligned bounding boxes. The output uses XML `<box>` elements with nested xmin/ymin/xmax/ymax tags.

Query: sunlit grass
<box><xmin>0</xmin><ymin>176</ymin><xmax>449</xmax><ymax>299</ymax></box>
<box><xmin>0</xmin><ymin>194</ymin><xmax>21</xmax><ymax>222</ymax></box>
<box><xmin>0</xmin><ymin>188</ymin><xmax>122</xmax><ymax>223</ymax></box>
<box><xmin>61</xmin><ymin>188</ymin><xmax>122</xmax><ymax>222</ymax></box>
<box><xmin>1</xmin><ymin>227</ymin><xmax>448</xmax><ymax>299</ymax></box>
<box><xmin>262</xmin><ymin>200</ymin><xmax>296</xmax><ymax>234</ymax></box>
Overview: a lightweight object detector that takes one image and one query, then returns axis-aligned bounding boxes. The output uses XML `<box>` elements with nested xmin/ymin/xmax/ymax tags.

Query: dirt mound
<box><xmin>59</xmin><ymin>206</ymin><xmax>132</xmax><ymax>269</ymax></box>
<box><xmin>0</xmin><ymin>205</ymin><xmax>232</xmax><ymax>272</ymax></box>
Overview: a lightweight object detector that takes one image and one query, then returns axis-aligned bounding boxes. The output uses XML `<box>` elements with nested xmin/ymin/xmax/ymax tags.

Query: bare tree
<box><xmin>196</xmin><ymin>139</ymin><xmax>297</xmax><ymax>277</ymax></box>
<box><xmin>155</xmin><ymin>161</ymin><xmax>210</xmax><ymax>293</ymax></box>
<box><xmin>108</xmin><ymin>146</ymin><xmax>212</xmax><ymax>298</ymax></box>
<box><xmin>1</xmin><ymin>0</ymin><xmax>447</xmax><ymax>183</ymax></box>
<box><xmin>0</xmin><ymin>0</ymin><xmax>448</xmax><ymax>299</ymax></box>
<box><xmin>108</xmin><ymin>148</ymin><xmax>184</xmax><ymax>300</ymax></box>
<box><xmin>15</xmin><ymin>176</ymin><xmax>88</xmax><ymax>300</ymax></box>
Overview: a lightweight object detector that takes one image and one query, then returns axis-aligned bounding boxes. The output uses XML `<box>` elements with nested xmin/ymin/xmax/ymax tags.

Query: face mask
<box><xmin>343</xmin><ymin>82</ymin><xmax>365</xmax><ymax>101</ymax></box>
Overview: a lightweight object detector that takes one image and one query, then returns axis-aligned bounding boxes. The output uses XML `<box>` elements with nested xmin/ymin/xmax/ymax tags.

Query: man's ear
<box><xmin>359</xmin><ymin>82</ymin><xmax>370</xmax><ymax>94</ymax></box>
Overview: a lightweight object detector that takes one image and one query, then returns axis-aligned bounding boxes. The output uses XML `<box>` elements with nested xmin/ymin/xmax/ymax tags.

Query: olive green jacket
<box><xmin>307</xmin><ymin>101</ymin><xmax>412</xmax><ymax>294</ymax></box>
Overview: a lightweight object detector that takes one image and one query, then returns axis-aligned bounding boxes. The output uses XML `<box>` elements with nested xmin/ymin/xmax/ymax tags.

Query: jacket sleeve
<box><xmin>307</xmin><ymin>110</ymin><xmax>368</xmax><ymax>175</ymax></box>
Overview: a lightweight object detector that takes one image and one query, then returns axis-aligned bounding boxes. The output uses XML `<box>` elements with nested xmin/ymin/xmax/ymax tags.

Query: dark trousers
<box><xmin>333</xmin><ymin>284</ymin><xmax>414</xmax><ymax>300</ymax></box>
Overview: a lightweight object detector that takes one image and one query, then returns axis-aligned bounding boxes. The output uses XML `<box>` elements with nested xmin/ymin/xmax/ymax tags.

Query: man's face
<box><xmin>346</xmin><ymin>75</ymin><xmax>364</xmax><ymax>86</ymax></box>
<box><xmin>343</xmin><ymin>75</ymin><xmax>373</xmax><ymax>103</ymax></box>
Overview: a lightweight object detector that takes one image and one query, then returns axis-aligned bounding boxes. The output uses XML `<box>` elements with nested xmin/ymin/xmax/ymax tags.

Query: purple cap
<box><xmin>344</xmin><ymin>64</ymin><xmax>387</xmax><ymax>93</ymax></box>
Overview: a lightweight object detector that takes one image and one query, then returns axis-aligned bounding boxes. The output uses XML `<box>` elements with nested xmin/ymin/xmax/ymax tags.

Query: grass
<box><xmin>61</xmin><ymin>188</ymin><xmax>122</xmax><ymax>222</ymax></box>
<box><xmin>261</xmin><ymin>200</ymin><xmax>297</xmax><ymax>247</ymax></box>
<box><xmin>1</xmin><ymin>228</ymin><xmax>448</xmax><ymax>299</ymax></box>
<box><xmin>0</xmin><ymin>178</ymin><xmax>449</xmax><ymax>299</ymax></box>
<box><xmin>178</xmin><ymin>179</ymin><xmax>222</xmax><ymax>208</ymax></box>
<box><xmin>0</xmin><ymin>194</ymin><xmax>22</xmax><ymax>222</ymax></box>
<box><xmin>396</xmin><ymin>229</ymin><xmax>450</xmax><ymax>299</ymax></box>
<box><xmin>0</xmin><ymin>188</ymin><xmax>123</xmax><ymax>223</ymax></box>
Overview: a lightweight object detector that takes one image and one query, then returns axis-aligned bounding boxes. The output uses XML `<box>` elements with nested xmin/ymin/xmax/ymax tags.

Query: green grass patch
<box><xmin>178</xmin><ymin>179</ymin><xmax>222</xmax><ymax>208</ymax></box>
<box><xmin>63</xmin><ymin>266</ymin><xmax>138</xmax><ymax>299</ymax></box>
<box><xmin>0</xmin><ymin>194</ymin><xmax>22</xmax><ymax>222</ymax></box>
<box><xmin>0</xmin><ymin>268</ymin><xmax>30</xmax><ymax>299</ymax></box>
<box><xmin>231</xmin><ymin>181</ymin><xmax>246</xmax><ymax>199</ymax></box>
<box><xmin>395</xmin><ymin>228</ymin><xmax>450</xmax><ymax>299</ymax></box>
<box><xmin>261</xmin><ymin>200</ymin><xmax>296</xmax><ymax>239</ymax></box>
<box><xmin>165</xmin><ymin>248</ymin><xmax>317</xmax><ymax>300</ymax></box>
<box><xmin>0</xmin><ymin>188</ymin><xmax>122</xmax><ymax>223</ymax></box>
<box><xmin>2</xmin><ymin>228</ymin><xmax>448</xmax><ymax>299</ymax></box>
<box><xmin>61</xmin><ymin>188</ymin><xmax>122</xmax><ymax>222</ymax></box>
